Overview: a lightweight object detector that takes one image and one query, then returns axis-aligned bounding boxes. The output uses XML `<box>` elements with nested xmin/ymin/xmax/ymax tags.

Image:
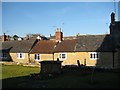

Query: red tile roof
<box><xmin>54</xmin><ymin>39</ymin><xmax>77</xmax><ymax>52</ymax></box>
<box><xmin>30</xmin><ymin>40</ymin><xmax>57</xmax><ymax>54</ymax></box>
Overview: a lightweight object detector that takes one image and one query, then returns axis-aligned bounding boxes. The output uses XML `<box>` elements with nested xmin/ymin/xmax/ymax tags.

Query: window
<box><xmin>35</xmin><ymin>54</ymin><xmax>40</xmax><ymax>60</ymax></box>
<box><xmin>89</xmin><ymin>52</ymin><xmax>99</xmax><ymax>60</ymax></box>
<box><xmin>17</xmin><ymin>53</ymin><xmax>25</xmax><ymax>59</ymax></box>
<box><xmin>59</xmin><ymin>53</ymin><xmax>67</xmax><ymax>60</ymax></box>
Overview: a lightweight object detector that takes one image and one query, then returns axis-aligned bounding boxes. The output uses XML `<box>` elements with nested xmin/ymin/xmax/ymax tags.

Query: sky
<box><xmin>2</xmin><ymin>1</ymin><xmax>120</xmax><ymax>37</ymax></box>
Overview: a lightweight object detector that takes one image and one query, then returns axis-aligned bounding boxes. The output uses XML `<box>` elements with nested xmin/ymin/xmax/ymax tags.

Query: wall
<box><xmin>118</xmin><ymin>49</ymin><xmax>120</xmax><ymax>68</ymax></box>
<box><xmin>54</xmin><ymin>52</ymin><xmax>98</xmax><ymax>66</ymax></box>
<box><xmin>10</xmin><ymin>53</ymin><xmax>29</xmax><ymax>63</ymax></box>
<box><xmin>76</xmin><ymin>52</ymin><xmax>97</xmax><ymax>66</ymax></box>
<box><xmin>115</xmin><ymin>49</ymin><xmax>120</xmax><ymax>69</ymax></box>
<box><xmin>54</xmin><ymin>52</ymin><xmax>114</xmax><ymax>68</ymax></box>
<box><xmin>96</xmin><ymin>52</ymin><xmax>113</xmax><ymax>68</ymax></box>
<box><xmin>54</xmin><ymin>52</ymin><xmax>76</xmax><ymax>65</ymax></box>
<box><xmin>41</xmin><ymin>54</ymin><xmax>54</xmax><ymax>61</ymax></box>
<box><xmin>9</xmin><ymin>51</ymin><xmax>117</xmax><ymax>68</ymax></box>
<box><xmin>30</xmin><ymin>53</ymin><xmax>54</xmax><ymax>63</ymax></box>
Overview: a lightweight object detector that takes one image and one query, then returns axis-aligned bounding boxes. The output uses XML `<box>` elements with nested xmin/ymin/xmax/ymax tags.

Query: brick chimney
<box><xmin>2</xmin><ymin>33</ymin><xmax>6</xmax><ymax>42</ymax></box>
<box><xmin>111</xmin><ymin>12</ymin><xmax>115</xmax><ymax>25</ymax></box>
<box><xmin>55</xmin><ymin>28</ymin><xmax>63</xmax><ymax>42</ymax></box>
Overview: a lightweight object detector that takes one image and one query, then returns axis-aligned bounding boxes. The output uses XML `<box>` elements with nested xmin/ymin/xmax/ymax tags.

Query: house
<box><xmin>1</xmin><ymin>36</ymin><xmax>37</xmax><ymax>63</ymax></box>
<box><xmin>109</xmin><ymin>12</ymin><xmax>120</xmax><ymax>68</ymax></box>
<box><xmin>29</xmin><ymin>28</ymin><xmax>78</xmax><ymax>66</ymax></box>
<box><xmin>75</xmin><ymin>34</ymin><xmax>116</xmax><ymax>68</ymax></box>
<box><xmin>29</xmin><ymin>28</ymin><xmax>78</xmax><ymax>65</ymax></box>
<box><xmin>53</xmin><ymin>34</ymin><xmax>116</xmax><ymax>68</ymax></box>
<box><xmin>54</xmin><ymin>39</ymin><xmax>77</xmax><ymax>65</ymax></box>
<box><xmin>29</xmin><ymin>40</ymin><xmax>57</xmax><ymax>63</ymax></box>
<box><xmin>1</xmin><ymin>33</ymin><xmax>50</xmax><ymax>63</ymax></box>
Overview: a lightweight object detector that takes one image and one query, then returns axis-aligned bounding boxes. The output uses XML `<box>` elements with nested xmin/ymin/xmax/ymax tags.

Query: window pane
<box><xmin>20</xmin><ymin>53</ymin><xmax>22</xmax><ymax>58</ymax></box>
<box><xmin>90</xmin><ymin>54</ymin><xmax>92</xmax><ymax>58</ymax></box>
<box><xmin>62</xmin><ymin>54</ymin><xmax>66</xmax><ymax>58</ymax></box>
<box><xmin>90</xmin><ymin>52</ymin><xmax>99</xmax><ymax>60</ymax></box>
<box><xmin>35</xmin><ymin>54</ymin><xmax>37</xmax><ymax>59</ymax></box>
<box><xmin>94</xmin><ymin>53</ymin><xmax>96</xmax><ymax>58</ymax></box>
<box><xmin>35</xmin><ymin>54</ymin><xmax>40</xmax><ymax>60</ymax></box>
<box><xmin>38</xmin><ymin>54</ymin><xmax>40</xmax><ymax>60</ymax></box>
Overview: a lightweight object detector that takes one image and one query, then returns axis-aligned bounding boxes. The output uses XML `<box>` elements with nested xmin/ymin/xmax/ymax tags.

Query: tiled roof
<box><xmin>75</xmin><ymin>34</ymin><xmax>115</xmax><ymax>52</ymax></box>
<box><xmin>1</xmin><ymin>39</ymin><xmax>36</xmax><ymax>53</ymax></box>
<box><xmin>1</xmin><ymin>34</ymin><xmax>116</xmax><ymax>53</ymax></box>
<box><xmin>54</xmin><ymin>39</ymin><xmax>77</xmax><ymax>52</ymax></box>
<box><xmin>30</xmin><ymin>40</ymin><xmax>57</xmax><ymax>54</ymax></box>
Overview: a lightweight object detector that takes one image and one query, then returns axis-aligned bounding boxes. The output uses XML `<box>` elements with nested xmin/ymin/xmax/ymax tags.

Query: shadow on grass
<box><xmin>2</xmin><ymin>73</ymin><xmax>48</xmax><ymax>88</ymax></box>
<box><xmin>1</xmin><ymin>66</ymin><xmax>120</xmax><ymax>88</ymax></box>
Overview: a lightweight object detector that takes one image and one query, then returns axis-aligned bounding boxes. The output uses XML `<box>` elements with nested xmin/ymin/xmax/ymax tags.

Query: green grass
<box><xmin>1</xmin><ymin>64</ymin><xmax>40</xmax><ymax>79</ymax></box>
<box><xmin>1</xmin><ymin>64</ymin><xmax>120</xmax><ymax>88</ymax></box>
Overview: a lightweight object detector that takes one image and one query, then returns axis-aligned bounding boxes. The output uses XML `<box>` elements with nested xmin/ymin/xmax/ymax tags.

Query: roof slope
<box><xmin>30</xmin><ymin>40</ymin><xmax>57</xmax><ymax>54</ymax></box>
<box><xmin>76</xmin><ymin>35</ymin><xmax>114</xmax><ymax>52</ymax></box>
<box><xmin>54</xmin><ymin>39</ymin><xmax>77</xmax><ymax>52</ymax></box>
<box><xmin>1</xmin><ymin>34</ymin><xmax>116</xmax><ymax>53</ymax></box>
<box><xmin>1</xmin><ymin>39</ymin><xmax>36</xmax><ymax>53</ymax></box>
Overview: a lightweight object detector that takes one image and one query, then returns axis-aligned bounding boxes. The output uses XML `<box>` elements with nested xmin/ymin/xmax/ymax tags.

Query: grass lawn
<box><xmin>1</xmin><ymin>64</ymin><xmax>120</xmax><ymax>88</ymax></box>
<box><xmin>1</xmin><ymin>64</ymin><xmax>40</xmax><ymax>79</ymax></box>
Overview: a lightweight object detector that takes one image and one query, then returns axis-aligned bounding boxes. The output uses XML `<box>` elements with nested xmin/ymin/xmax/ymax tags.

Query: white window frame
<box><xmin>34</xmin><ymin>54</ymin><xmax>41</xmax><ymax>61</ymax></box>
<box><xmin>89</xmin><ymin>52</ymin><xmax>99</xmax><ymax>60</ymax></box>
<box><xmin>59</xmin><ymin>53</ymin><xmax>67</xmax><ymax>60</ymax></box>
<box><xmin>17</xmin><ymin>53</ymin><xmax>25</xmax><ymax>59</ymax></box>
